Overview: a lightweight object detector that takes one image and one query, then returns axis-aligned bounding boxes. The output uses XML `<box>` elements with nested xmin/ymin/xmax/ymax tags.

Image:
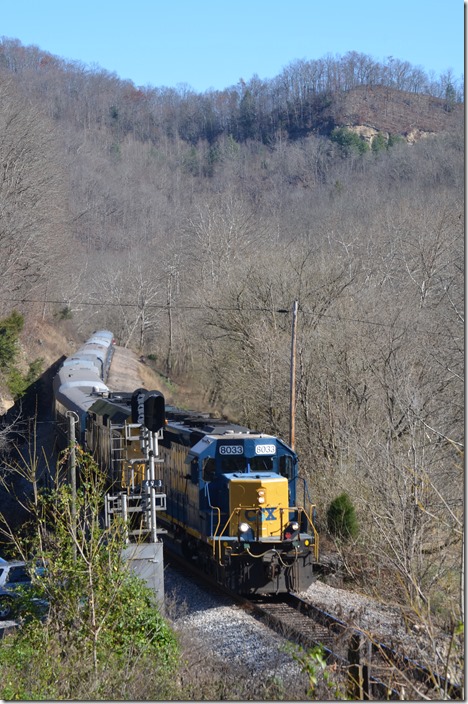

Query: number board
<box><xmin>218</xmin><ymin>444</ymin><xmax>243</xmax><ymax>455</ymax></box>
<box><xmin>255</xmin><ymin>444</ymin><xmax>276</xmax><ymax>455</ymax></box>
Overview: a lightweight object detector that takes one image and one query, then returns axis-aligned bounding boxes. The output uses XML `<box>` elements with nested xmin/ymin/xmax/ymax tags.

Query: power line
<box><xmin>1</xmin><ymin>296</ymin><xmax>280</xmax><ymax>313</ymax></box>
<box><xmin>0</xmin><ymin>296</ymin><xmax>381</xmax><ymax>325</ymax></box>
<box><xmin>0</xmin><ymin>297</ymin><xmax>460</xmax><ymax>336</ymax></box>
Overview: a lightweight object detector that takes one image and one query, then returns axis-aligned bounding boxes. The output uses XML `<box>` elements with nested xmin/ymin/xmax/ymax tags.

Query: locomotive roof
<box><xmin>165</xmin><ymin>405</ymin><xmax>251</xmax><ymax>436</ymax></box>
<box><xmin>207</xmin><ymin>431</ymin><xmax>273</xmax><ymax>440</ymax></box>
<box><xmin>55</xmin><ymin>386</ymin><xmax>104</xmax><ymax>416</ymax></box>
<box><xmin>88</xmin><ymin>393</ymin><xmax>133</xmax><ymax>424</ymax></box>
<box><xmin>85</xmin><ymin>392</ymin><xmax>256</xmax><ymax>437</ymax></box>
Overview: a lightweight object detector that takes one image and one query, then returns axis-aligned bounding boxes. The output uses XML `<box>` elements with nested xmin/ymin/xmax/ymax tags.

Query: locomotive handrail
<box><xmin>213</xmin><ymin>507</ymin><xmax>244</xmax><ymax>561</ymax></box>
<box><xmin>299</xmin><ymin>505</ymin><xmax>320</xmax><ymax>561</ymax></box>
<box><xmin>204</xmin><ymin>483</ymin><xmax>221</xmax><ymax>550</ymax></box>
<box><xmin>297</xmin><ymin>476</ymin><xmax>315</xmax><ymax>513</ymax></box>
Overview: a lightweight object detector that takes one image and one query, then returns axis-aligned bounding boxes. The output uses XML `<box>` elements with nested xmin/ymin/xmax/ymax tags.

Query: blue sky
<box><xmin>0</xmin><ymin>0</ymin><xmax>464</xmax><ymax>92</ymax></box>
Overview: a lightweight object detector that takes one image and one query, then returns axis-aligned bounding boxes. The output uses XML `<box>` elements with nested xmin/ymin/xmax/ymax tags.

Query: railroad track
<box><xmin>246</xmin><ymin>593</ymin><xmax>463</xmax><ymax>700</ymax></box>
<box><xmin>164</xmin><ymin>549</ymin><xmax>463</xmax><ymax>699</ymax></box>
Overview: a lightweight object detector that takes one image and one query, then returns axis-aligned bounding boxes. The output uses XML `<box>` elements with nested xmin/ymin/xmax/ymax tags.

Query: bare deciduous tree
<box><xmin>0</xmin><ymin>75</ymin><xmax>69</xmax><ymax>315</ymax></box>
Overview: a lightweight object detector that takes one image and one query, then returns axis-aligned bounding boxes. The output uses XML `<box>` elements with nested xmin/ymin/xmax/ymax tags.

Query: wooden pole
<box><xmin>289</xmin><ymin>300</ymin><xmax>298</xmax><ymax>450</ymax></box>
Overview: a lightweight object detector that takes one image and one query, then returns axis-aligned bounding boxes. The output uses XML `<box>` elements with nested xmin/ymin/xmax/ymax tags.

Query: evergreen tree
<box><xmin>327</xmin><ymin>493</ymin><xmax>358</xmax><ymax>540</ymax></box>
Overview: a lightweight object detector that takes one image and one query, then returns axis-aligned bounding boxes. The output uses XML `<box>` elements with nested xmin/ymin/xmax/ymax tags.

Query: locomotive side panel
<box><xmin>158</xmin><ymin>435</ymin><xmax>204</xmax><ymax>540</ymax></box>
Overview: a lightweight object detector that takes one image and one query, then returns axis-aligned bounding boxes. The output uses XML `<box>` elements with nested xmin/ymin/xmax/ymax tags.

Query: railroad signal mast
<box><xmin>105</xmin><ymin>389</ymin><xmax>167</xmax><ymax>544</ymax></box>
<box><xmin>132</xmin><ymin>389</ymin><xmax>166</xmax><ymax>543</ymax></box>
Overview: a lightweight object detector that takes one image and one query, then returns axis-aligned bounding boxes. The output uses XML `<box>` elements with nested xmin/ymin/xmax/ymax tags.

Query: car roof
<box><xmin>0</xmin><ymin>560</ymin><xmax>26</xmax><ymax>568</ymax></box>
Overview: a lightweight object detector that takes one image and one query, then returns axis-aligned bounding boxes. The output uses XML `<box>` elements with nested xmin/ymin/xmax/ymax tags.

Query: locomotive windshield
<box><xmin>220</xmin><ymin>456</ymin><xmax>274</xmax><ymax>474</ymax></box>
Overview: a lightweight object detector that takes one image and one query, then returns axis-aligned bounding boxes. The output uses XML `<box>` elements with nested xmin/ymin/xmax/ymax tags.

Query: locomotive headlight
<box><xmin>284</xmin><ymin>521</ymin><xmax>300</xmax><ymax>541</ymax></box>
<box><xmin>238</xmin><ymin>522</ymin><xmax>254</xmax><ymax>542</ymax></box>
<box><xmin>257</xmin><ymin>489</ymin><xmax>265</xmax><ymax>504</ymax></box>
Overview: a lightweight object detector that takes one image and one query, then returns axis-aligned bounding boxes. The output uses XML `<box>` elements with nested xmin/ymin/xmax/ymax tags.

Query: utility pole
<box><xmin>289</xmin><ymin>300</ymin><xmax>298</xmax><ymax>451</ymax></box>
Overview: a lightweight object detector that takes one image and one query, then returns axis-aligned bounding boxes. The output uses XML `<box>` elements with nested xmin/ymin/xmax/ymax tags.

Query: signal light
<box><xmin>131</xmin><ymin>389</ymin><xmax>165</xmax><ymax>432</ymax></box>
<box><xmin>143</xmin><ymin>390</ymin><xmax>165</xmax><ymax>432</ymax></box>
<box><xmin>131</xmin><ymin>387</ymin><xmax>148</xmax><ymax>425</ymax></box>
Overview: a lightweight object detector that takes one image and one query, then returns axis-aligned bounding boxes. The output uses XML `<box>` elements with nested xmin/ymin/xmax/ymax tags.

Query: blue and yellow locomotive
<box><xmin>53</xmin><ymin>333</ymin><xmax>319</xmax><ymax>595</ymax></box>
<box><xmin>158</xmin><ymin>407</ymin><xmax>319</xmax><ymax>594</ymax></box>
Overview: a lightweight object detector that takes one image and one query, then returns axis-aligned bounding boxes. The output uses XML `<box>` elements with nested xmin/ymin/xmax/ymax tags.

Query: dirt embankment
<box><xmin>107</xmin><ymin>347</ymin><xmax>184</xmax><ymax>405</ymax></box>
<box><xmin>106</xmin><ymin>347</ymin><xmax>144</xmax><ymax>392</ymax></box>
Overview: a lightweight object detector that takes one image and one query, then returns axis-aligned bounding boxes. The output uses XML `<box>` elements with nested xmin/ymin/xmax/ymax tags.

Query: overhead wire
<box><xmin>0</xmin><ymin>296</ymin><xmax>460</xmax><ymax>336</ymax></box>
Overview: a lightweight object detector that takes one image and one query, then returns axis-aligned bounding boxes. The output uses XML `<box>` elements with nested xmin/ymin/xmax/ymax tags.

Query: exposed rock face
<box><xmin>327</xmin><ymin>85</ymin><xmax>462</xmax><ymax>142</ymax></box>
<box><xmin>345</xmin><ymin>123</ymin><xmax>434</xmax><ymax>145</ymax></box>
<box><xmin>346</xmin><ymin>124</ymin><xmax>383</xmax><ymax>143</ymax></box>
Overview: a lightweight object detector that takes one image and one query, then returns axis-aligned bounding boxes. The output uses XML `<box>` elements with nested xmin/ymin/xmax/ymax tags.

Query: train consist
<box><xmin>53</xmin><ymin>332</ymin><xmax>320</xmax><ymax>595</ymax></box>
<box><xmin>53</xmin><ymin>329</ymin><xmax>115</xmax><ymax>446</ymax></box>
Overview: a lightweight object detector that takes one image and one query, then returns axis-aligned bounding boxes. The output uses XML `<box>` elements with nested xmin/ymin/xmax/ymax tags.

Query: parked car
<box><xmin>0</xmin><ymin>585</ymin><xmax>19</xmax><ymax>620</ymax></box>
<box><xmin>0</xmin><ymin>560</ymin><xmax>47</xmax><ymax>621</ymax></box>
<box><xmin>0</xmin><ymin>560</ymin><xmax>33</xmax><ymax>589</ymax></box>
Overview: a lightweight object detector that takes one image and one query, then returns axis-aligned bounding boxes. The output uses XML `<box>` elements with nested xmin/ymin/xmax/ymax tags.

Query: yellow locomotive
<box><xmin>84</xmin><ymin>393</ymin><xmax>320</xmax><ymax>595</ymax></box>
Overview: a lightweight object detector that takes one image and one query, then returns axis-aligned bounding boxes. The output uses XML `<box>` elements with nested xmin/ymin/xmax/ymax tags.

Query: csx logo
<box><xmin>244</xmin><ymin>508</ymin><xmax>277</xmax><ymax>522</ymax></box>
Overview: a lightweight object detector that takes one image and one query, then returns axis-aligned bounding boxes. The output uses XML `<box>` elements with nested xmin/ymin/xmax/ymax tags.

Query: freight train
<box><xmin>53</xmin><ymin>332</ymin><xmax>320</xmax><ymax>595</ymax></box>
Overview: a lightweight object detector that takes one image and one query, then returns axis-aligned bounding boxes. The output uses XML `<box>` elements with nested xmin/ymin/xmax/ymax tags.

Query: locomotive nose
<box><xmin>230</xmin><ymin>475</ymin><xmax>289</xmax><ymax>539</ymax></box>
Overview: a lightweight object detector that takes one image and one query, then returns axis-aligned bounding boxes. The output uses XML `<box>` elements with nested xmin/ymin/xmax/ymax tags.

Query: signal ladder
<box><xmin>105</xmin><ymin>422</ymin><xmax>166</xmax><ymax>542</ymax></box>
<box><xmin>104</xmin><ymin>490</ymin><xmax>167</xmax><ymax>541</ymax></box>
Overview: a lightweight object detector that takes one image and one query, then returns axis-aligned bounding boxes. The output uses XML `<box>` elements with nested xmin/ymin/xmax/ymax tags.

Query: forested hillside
<box><xmin>0</xmin><ymin>38</ymin><xmax>463</xmax><ymax>620</ymax></box>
